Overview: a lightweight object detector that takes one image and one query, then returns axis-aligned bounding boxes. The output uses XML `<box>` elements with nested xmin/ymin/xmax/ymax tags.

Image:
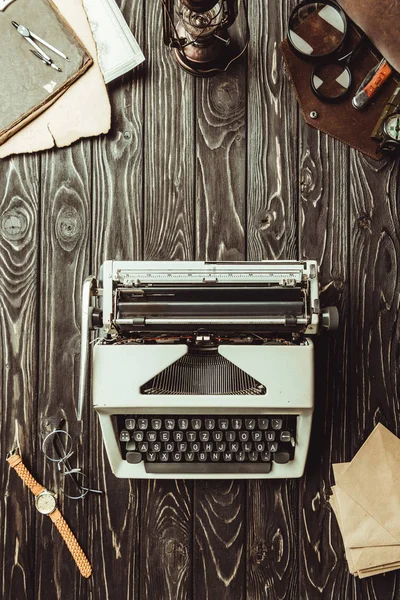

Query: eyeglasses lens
<box><xmin>62</xmin><ymin>470</ymin><xmax>89</xmax><ymax>500</ymax></box>
<box><xmin>42</xmin><ymin>429</ymin><xmax>73</xmax><ymax>463</ymax></box>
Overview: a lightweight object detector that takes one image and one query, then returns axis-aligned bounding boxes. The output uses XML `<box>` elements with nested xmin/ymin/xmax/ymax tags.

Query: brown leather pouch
<box><xmin>281</xmin><ymin>25</ymin><xmax>399</xmax><ymax>160</ymax></box>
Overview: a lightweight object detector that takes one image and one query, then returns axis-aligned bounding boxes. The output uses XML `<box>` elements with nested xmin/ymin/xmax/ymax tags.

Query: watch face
<box><xmin>384</xmin><ymin>114</ymin><xmax>400</xmax><ymax>141</ymax></box>
<box><xmin>35</xmin><ymin>491</ymin><xmax>57</xmax><ymax>515</ymax></box>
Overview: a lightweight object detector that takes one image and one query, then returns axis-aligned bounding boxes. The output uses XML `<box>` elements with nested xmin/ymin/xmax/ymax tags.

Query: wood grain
<box><xmin>298</xmin><ymin>128</ymin><xmax>352</xmax><ymax>599</ymax></box>
<box><xmin>138</xmin><ymin>3</ymin><xmax>195</xmax><ymax>598</ymax></box>
<box><xmin>195</xmin><ymin>60</ymin><xmax>246</xmax><ymax>261</ymax></box>
<box><xmin>246</xmin><ymin>1</ymin><xmax>299</xmax><ymax>598</ymax></box>
<box><xmin>0</xmin><ymin>155</ymin><xmax>40</xmax><ymax>600</ymax></box>
<box><xmin>35</xmin><ymin>143</ymin><xmax>91</xmax><ymax>599</ymax></box>
<box><xmin>247</xmin><ymin>480</ymin><xmax>298</xmax><ymax>600</ymax></box>
<box><xmin>349</xmin><ymin>151</ymin><xmax>400</xmax><ymax>599</ymax></box>
<box><xmin>194</xmin><ymin>481</ymin><xmax>245</xmax><ymax>600</ymax></box>
<box><xmin>143</xmin><ymin>1</ymin><xmax>195</xmax><ymax>261</ymax></box>
<box><xmin>193</xmin><ymin>37</ymin><xmax>247</xmax><ymax>600</ymax></box>
<box><xmin>88</xmin><ymin>0</ymin><xmax>144</xmax><ymax>597</ymax></box>
<box><xmin>91</xmin><ymin>0</ymin><xmax>145</xmax><ymax>263</ymax></box>
<box><xmin>246</xmin><ymin>0</ymin><xmax>298</xmax><ymax>262</ymax></box>
<box><xmin>140</xmin><ymin>480</ymin><xmax>193</xmax><ymax>600</ymax></box>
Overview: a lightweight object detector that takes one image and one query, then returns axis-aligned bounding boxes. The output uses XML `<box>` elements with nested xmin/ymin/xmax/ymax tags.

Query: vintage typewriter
<box><xmin>78</xmin><ymin>260</ymin><xmax>338</xmax><ymax>479</ymax></box>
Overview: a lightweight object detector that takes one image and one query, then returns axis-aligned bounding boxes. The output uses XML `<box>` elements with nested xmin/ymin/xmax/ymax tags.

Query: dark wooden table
<box><xmin>1</xmin><ymin>1</ymin><xmax>400</xmax><ymax>598</ymax></box>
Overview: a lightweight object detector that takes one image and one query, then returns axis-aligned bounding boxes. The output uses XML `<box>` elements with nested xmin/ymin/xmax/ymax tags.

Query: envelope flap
<box><xmin>333</xmin><ymin>484</ymin><xmax>399</xmax><ymax>547</ymax></box>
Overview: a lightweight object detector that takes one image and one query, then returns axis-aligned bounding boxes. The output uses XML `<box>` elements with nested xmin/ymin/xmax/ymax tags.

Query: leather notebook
<box><xmin>0</xmin><ymin>0</ymin><xmax>93</xmax><ymax>145</ymax></box>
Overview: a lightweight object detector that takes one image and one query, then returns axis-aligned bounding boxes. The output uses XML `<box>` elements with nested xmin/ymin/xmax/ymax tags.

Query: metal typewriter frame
<box><xmin>78</xmin><ymin>259</ymin><xmax>336</xmax><ymax>479</ymax></box>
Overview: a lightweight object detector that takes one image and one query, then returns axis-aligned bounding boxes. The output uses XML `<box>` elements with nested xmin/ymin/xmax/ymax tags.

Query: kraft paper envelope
<box><xmin>330</xmin><ymin>483</ymin><xmax>356</xmax><ymax>574</ymax></box>
<box><xmin>330</xmin><ymin>487</ymin><xmax>400</xmax><ymax>576</ymax></box>
<box><xmin>336</xmin><ymin>424</ymin><xmax>400</xmax><ymax>543</ymax></box>
<box><xmin>332</xmin><ymin>478</ymin><xmax>399</xmax><ymax>547</ymax></box>
<box><xmin>330</xmin><ymin>485</ymin><xmax>400</xmax><ymax>578</ymax></box>
<box><xmin>331</xmin><ymin>425</ymin><xmax>400</xmax><ymax>578</ymax></box>
<box><xmin>0</xmin><ymin>0</ymin><xmax>110</xmax><ymax>157</ymax></box>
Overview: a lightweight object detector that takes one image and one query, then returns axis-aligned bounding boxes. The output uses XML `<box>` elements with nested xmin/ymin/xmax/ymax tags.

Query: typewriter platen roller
<box><xmin>78</xmin><ymin>260</ymin><xmax>338</xmax><ymax>479</ymax></box>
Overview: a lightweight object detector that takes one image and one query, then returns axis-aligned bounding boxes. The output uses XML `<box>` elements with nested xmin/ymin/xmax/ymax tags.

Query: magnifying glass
<box><xmin>288</xmin><ymin>0</ymin><xmax>348</xmax><ymax>59</ymax></box>
<box><xmin>288</xmin><ymin>1</ymin><xmax>369</xmax><ymax>102</ymax></box>
<box><xmin>310</xmin><ymin>34</ymin><xmax>365</xmax><ymax>102</ymax></box>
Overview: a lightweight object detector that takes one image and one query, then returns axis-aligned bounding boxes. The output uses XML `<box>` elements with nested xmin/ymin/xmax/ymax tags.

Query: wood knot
<box><xmin>1</xmin><ymin>208</ymin><xmax>28</xmax><ymax>241</ymax></box>
<box><xmin>357</xmin><ymin>214</ymin><xmax>371</xmax><ymax>229</ymax></box>
<box><xmin>333</xmin><ymin>278</ymin><xmax>344</xmax><ymax>291</ymax></box>
<box><xmin>271</xmin><ymin>529</ymin><xmax>284</xmax><ymax>562</ymax></box>
<box><xmin>55</xmin><ymin>205</ymin><xmax>83</xmax><ymax>251</ymax></box>
<box><xmin>254</xmin><ymin>541</ymin><xmax>268</xmax><ymax>565</ymax></box>
<box><xmin>300</xmin><ymin>150</ymin><xmax>319</xmax><ymax>199</ymax></box>
<box><xmin>257</xmin><ymin>209</ymin><xmax>276</xmax><ymax>232</ymax></box>
<box><xmin>209</xmin><ymin>74</ymin><xmax>244</xmax><ymax>117</ymax></box>
<box><xmin>383</xmin><ymin>247</ymin><xmax>393</xmax><ymax>274</ymax></box>
<box><xmin>162</xmin><ymin>537</ymin><xmax>188</xmax><ymax>571</ymax></box>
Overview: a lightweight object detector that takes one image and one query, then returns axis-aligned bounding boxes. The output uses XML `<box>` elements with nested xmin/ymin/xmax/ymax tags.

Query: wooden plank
<box><xmin>139</xmin><ymin>2</ymin><xmax>195</xmax><ymax>599</ymax></box>
<box><xmin>35</xmin><ymin>143</ymin><xmax>91</xmax><ymax>599</ymax></box>
<box><xmin>194</xmin><ymin>480</ymin><xmax>246</xmax><ymax>600</ymax></box>
<box><xmin>298</xmin><ymin>130</ymin><xmax>352</xmax><ymax>599</ymax></box>
<box><xmin>0</xmin><ymin>155</ymin><xmax>40</xmax><ymax>599</ymax></box>
<box><xmin>195</xmin><ymin>61</ymin><xmax>247</xmax><ymax>261</ymax></box>
<box><xmin>193</xmin><ymin>54</ymin><xmax>247</xmax><ymax>598</ymax></box>
<box><xmin>348</xmin><ymin>152</ymin><xmax>400</xmax><ymax>599</ymax></box>
<box><xmin>91</xmin><ymin>2</ymin><xmax>145</xmax><ymax>262</ymax></box>
<box><xmin>246</xmin><ymin>0</ymin><xmax>299</xmax><ymax>597</ymax></box>
<box><xmin>246</xmin><ymin>0</ymin><xmax>298</xmax><ymax>262</ymax></box>
<box><xmin>247</xmin><ymin>479</ymin><xmax>299</xmax><ymax>599</ymax></box>
<box><xmin>140</xmin><ymin>480</ymin><xmax>193</xmax><ymax>600</ymax></box>
<box><xmin>143</xmin><ymin>2</ymin><xmax>195</xmax><ymax>261</ymax></box>
<box><xmin>88</xmin><ymin>0</ymin><xmax>144</xmax><ymax>596</ymax></box>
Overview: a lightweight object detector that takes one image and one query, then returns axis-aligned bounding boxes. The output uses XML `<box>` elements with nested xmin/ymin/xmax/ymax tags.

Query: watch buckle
<box><xmin>7</xmin><ymin>445</ymin><xmax>21</xmax><ymax>459</ymax></box>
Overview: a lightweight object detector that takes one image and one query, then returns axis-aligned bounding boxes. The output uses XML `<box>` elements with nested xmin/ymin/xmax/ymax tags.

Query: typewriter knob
<box><xmin>88</xmin><ymin>307</ymin><xmax>103</xmax><ymax>329</ymax></box>
<box><xmin>321</xmin><ymin>306</ymin><xmax>339</xmax><ymax>331</ymax></box>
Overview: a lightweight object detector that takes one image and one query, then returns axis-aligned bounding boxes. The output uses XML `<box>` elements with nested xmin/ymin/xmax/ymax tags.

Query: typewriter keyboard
<box><xmin>116</xmin><ymin>414</ymin><xmax>297</xmax><ymax>474</ymax></box>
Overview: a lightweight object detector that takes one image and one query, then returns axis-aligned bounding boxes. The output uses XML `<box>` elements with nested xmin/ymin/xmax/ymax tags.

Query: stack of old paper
<box><xmin>0</xmin><ymin>0</ymin><xmax>111</xmax><ymax>157</ymax></box>
<box><xmin>83</xmin><ymin>0</ymin><xmax>144</xmax><ymax>84</ymax></box>
<box><xmin>330</xmin><ymin>423</ymin><xmax>400</xmax><ymax>578</ymax></box>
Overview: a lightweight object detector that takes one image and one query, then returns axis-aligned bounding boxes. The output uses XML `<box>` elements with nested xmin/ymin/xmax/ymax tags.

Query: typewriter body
<box><xmin>78</xmin><ymin>260</ymin><xmax>337</xmax><ymax>479</ymax></box>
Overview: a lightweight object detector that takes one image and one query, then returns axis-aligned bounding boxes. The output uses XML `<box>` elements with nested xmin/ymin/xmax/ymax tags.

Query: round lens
<box><xmin>311</xmin><ymin>62</ymin><xmax>351</xmax><ymax>100</ymax></box>
<box><xmin>42</xmin><ymin>429</ymin><xmax>73</xmax><ymax>463</ymax></box>
<box><xmin>288</xmin><ymin>1</ymin><xmax>347</xmax><ymax>58</ymax></box>
<box><xmin>62</xmin><ymin>470</ymin><xmax>89</xmax><ymax>500</ymax></box>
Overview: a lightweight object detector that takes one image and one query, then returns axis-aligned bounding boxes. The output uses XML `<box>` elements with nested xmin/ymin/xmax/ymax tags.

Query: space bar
<box><xmin>145</xmin><ymin>462</ymin><xmax>272</xmax><ymax>474</ymax></box>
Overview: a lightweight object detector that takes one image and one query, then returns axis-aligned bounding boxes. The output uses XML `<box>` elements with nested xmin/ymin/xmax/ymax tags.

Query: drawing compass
<box><xmin>12</xmin><ymin>20</ymin><xmax>69</xmax><ymax>72</ymax></box>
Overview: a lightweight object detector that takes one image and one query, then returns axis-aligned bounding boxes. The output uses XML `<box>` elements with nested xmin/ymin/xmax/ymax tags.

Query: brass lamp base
<box><xmin>173</xmin><ymin>40</ymin><xmax>238</xmax><ymax>77</ymax></box>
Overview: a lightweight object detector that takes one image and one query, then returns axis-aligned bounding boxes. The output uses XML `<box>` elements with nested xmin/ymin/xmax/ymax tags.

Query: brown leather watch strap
<box><xmin>49</xmin><ymin>509</ymin><xmax>92</xmax><ymax>578</ymax></box>
<box><xmin>7</xmin><ymin>453</ymin><xmax>45</xmax><ymax>496</ymax></box>
<box><xmin>7</xmin><ymin>451</ymin><xmax>92</xmax><ymax>579</ymax></box>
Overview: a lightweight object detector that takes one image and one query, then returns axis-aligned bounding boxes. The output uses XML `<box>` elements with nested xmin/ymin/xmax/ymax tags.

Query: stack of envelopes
<box><xmin>330</xmin><ymin>423</ymin><xmax>400</xmax><ymax>578</ymax></box>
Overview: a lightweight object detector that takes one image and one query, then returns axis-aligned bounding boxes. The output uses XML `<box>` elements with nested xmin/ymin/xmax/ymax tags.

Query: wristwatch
<box><xmin>7</xmin><ymin>449</ymin><xmax>92</xmax><ymax>578</ymax></box>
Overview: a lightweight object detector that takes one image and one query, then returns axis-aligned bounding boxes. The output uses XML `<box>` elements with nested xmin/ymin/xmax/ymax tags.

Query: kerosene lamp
<box><xmin>162</xmin><ymin>0</ymin><xmax>249</xmax><ymax>76</ymax></box>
